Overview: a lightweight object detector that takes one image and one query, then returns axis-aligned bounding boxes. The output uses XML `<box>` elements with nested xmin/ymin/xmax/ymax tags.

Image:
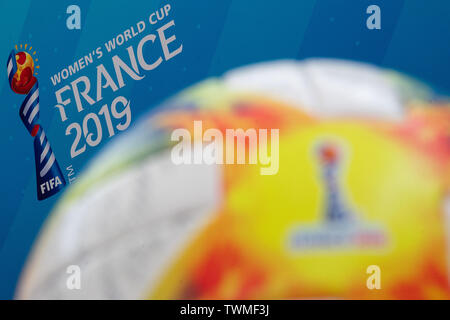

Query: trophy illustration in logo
<box><xmin>317</xmin><ymin>143</ymin><xmax>355</xmax><ymax>223</ymax></box>
<box><xmin>7</xmin><ymin>45</ymin><xmax>66</xmax><ymax>200</ymax></box>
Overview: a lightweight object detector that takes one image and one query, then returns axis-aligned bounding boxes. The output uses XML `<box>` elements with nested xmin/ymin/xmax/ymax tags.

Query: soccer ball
<box><xmin>12</xmin><ymin>51</ymin><xmax>37</xmax><ymax>94</ymax></box>
<box><xmin>17</xmin><ymin>59</ymin><xmax>450</xmax><ymax>299</ymax></box>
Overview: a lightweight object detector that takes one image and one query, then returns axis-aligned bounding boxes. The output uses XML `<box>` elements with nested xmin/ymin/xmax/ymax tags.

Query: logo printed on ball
<box><xmin>6</xmin><ymin>45</ymin><xmax>66</xmax><ymax>200</ymax></box>
<box><xmin>289</xmin><ymin>142</ymin><xmax>388</xmax><ymax>250</ymax></box>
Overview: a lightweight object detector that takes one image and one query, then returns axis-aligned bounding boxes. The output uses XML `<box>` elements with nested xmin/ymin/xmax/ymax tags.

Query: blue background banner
<box><xmin>0</xmin><ymin>0</ymin><xmax>449</xmax><ymax>299</ymax></box>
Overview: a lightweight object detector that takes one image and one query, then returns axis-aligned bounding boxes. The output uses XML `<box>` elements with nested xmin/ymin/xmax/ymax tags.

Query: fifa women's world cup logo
<box><xmin>6</xmin><ymin>46</ymin><xmax>66</xmax><ymax>200</ymax></box>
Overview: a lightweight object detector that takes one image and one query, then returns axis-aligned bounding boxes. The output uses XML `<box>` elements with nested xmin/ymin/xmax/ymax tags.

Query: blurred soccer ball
<box><xmin>17</xmin><ymin>59</ymin><xmax>450</xmax><ymax>299</ymax></box>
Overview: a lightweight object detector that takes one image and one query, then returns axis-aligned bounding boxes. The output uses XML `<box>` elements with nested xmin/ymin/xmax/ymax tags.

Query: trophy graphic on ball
<box><xmin>7</xmin><ymin>47</ymin><xmax>66</xmax><ymax>200</ymax></box>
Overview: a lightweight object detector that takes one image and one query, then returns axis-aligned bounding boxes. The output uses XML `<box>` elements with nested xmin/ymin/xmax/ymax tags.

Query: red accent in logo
<box><xmin>31</xmin><ymin>124</ymin><xmax>40</xmax><ymax>137</ymax></box>
<box><xmin>319</xmin><ymin>144</ymin><xmax>339</xmax><ymax>165</ymax></box>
